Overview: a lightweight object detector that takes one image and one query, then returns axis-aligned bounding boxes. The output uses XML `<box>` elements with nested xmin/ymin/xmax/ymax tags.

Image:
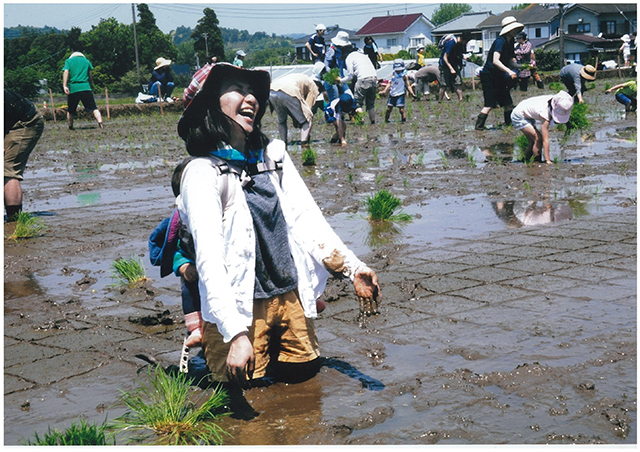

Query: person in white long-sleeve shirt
<box><xmin>338</xmin><ymin>34</ymin><xmax>379</xmax><ymax>124</ymax></box>
<box><xmin>176</xmin><ymin>63</ymin><xmax>381</xmax><ymax>419</ymax></box>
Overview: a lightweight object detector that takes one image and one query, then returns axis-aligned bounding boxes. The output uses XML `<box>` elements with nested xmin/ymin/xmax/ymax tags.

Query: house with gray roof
<box><xmin>477</xmin><ymin>4</ymin><xmax>561</xmax><ymax>59</ymax></box>
<box><xmin>537</xmin><ymin>33</ymin><xmax>622</xmax><ymax>64</ymax></box>
<box><xmin>431</xmin><ymin>11</ymin><xmax>492</xmax><ymax>54</ymax></box>
<box><xmin>355</xmin><ymin>13</ymin><xmax>435</xmax><ymax>54</ymax></box>
<box><xmin>561</xmin><ymin>3</ymin><xmax>636</xmax><ymax>39</ymax></box>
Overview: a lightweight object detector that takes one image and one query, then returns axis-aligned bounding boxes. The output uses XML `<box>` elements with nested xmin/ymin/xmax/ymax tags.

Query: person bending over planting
<box><xmin>510</xmin><ymin>90</ymin><xmax>574</xmax><ymax>164</ymax></box>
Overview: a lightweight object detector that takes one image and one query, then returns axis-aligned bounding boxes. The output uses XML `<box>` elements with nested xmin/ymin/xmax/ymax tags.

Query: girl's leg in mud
<box><xmin>399</xmin><ymin>107</ymin><xmax>407</xmax><ymax>122</ymax></box>
<box><xmin>521</xmin><ymin>124</ymin><xmax>539</xmax><ymax>159</ymax></box>
<box><xmin>384</xmin><ymin>105</ymin><xmax>393</xmax><ymax>123</ymax></box>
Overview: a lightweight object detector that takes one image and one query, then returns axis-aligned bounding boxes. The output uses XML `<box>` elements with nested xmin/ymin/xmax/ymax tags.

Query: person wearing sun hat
<box><xmin>559</xmin><ymin>63</ymin><xmax>596</xmax><ymax>104</ymax></box>
<box><xmin>510</xmin><ymin>90</ymin><xmax>574</xmax><ymax>164</ymax></box>
<box><xmin>176</xmin><ymin>63</ymin><xmax>381</xmax><ymax>419</ymax></box>
<box><xmin>306</xmin><ymin>23</ymin><xmax>327</xmax><ymax>63</ymax></box>
<box><xmin>233</xmin><ymin>50</ymin><xmax>246</xmax><ymax>67</ymax></box>
<box><xmin>148</xmin><ymin>57</ymin><xmax>175</xmax><ymax>102</ymax></box>
<box><xmin>475</xmin><ymin>16</ymin><xmax>524</xmax><ymax>130</ymax></box>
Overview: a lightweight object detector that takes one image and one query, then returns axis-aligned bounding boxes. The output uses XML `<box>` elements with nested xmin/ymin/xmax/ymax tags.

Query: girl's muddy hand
<box><xmin>354</xmin><ymin>268</ymin><xmax>381</xmax><ymax>316</ymax></box>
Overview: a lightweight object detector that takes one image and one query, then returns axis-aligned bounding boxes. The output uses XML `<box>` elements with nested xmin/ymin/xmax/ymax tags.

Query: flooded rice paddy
<box><xmin>4</xmin><ymin>77</ymin><xmax>636</xmax><ymax>445</ymax></box>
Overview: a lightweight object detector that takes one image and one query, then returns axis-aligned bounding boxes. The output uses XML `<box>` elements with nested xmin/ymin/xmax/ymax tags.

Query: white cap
<box><xmin>316</xmin><ymin>23</ymin><xmax>326</xmax><ymax>31</ymax></box>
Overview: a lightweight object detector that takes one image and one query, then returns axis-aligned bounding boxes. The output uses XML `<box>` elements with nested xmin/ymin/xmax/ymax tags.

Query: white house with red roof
<box><xmin>355</xmin><ymin>13</ymin><xmax>435</xmax><ymax>54</ymax></box>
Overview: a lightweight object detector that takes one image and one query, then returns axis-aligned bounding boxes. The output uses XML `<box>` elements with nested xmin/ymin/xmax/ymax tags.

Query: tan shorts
<box><xmin>201</xmin><ymin>289</ymin><xmax>320</xmax><ymax>382</ymax></box>
<box><xmin>4</xmin><ymin>113</ymin><xmax>45</xmax><ymax>180</ymax></box>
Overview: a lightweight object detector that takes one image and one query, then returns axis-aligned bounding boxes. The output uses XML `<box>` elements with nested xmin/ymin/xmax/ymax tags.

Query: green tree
<box><xmin>511</xmin><ymin>4</ymin><xmax>531</xmax><ymax>10</ymax></box>
<box><xmin>81</xmin><ymin>18</ymin><xmax>135</xmax><ymax>88</ymax></box>
<box><xmin>136</xmin><ymin>3</ymin><xmax>177</xmax><ymax>70</ymax></box>
<box><xmin>192</xmin><ymin>8</ymin><xmax>225</xmax><ymax>62</ymax></box>
<box><xmin>431</xmin><ymin>3</ymin><xmax>472</xmax><ymax>26</ymax></box>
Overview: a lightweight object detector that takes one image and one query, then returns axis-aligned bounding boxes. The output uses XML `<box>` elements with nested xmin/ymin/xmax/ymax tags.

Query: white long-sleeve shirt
<box><xmin>340</xmin><ymin>50</ymin><xmax>378</xmax><ymax>84</ymax></box>
<box><xmin>177</xmin><ymin>140</ymin><xmax>368</xmax><ymax>343</ymax></box>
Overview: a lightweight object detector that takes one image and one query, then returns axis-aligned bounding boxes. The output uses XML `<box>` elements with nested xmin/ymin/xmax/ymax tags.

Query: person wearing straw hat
<box><xmin>475</xmin><ymin>16</ymin><xmax>524</xmax><ymax>130</ymax></box>
<box><xmin>306</xmin><ymin>24</ymin><xmax>327</xmax><ymax>63</ymax></box>
<box><xmin>148</xmin><ymin>57</ymin><xmax>175</xmax><ymax>102</ymax></box>
<box><xmin>176</xmin><ymin>63</ymin><xmax>381</xmax><ymax>419</ymax></box>
<box><xmin>233</xmin><ymin>50</ymin><xmax>246</xmax><ymax>67</ymax></box>
<box><xmin>510</xmin><ymin>90</ymin><xmax>574</xmax><ymax>164</ymax></box>
<box><xmin>559</xmin><ymin>63</ymin><xmax>596</xmax><ymax>104</ymax></box>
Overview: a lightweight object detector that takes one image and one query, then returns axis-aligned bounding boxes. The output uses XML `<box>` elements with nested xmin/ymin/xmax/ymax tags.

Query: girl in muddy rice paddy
<box><xmin>175</xmin><ymin>63</ymin><xmax>381</xmax><ymax>419</ymax></box>
<box><xmin>510</xmin><ymin>90</ymin><xmax>574</xmax><ymax>164</ymax></box>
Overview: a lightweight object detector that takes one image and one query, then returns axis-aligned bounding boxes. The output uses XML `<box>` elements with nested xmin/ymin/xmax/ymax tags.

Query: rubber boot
<box><xmin>536</xmin><ymin>79</ymin><xmax>544</xmax><ymax>89</ymax></box>
<box><xmin>475</xmin><ymin>113</ymin><xmax>488</xmax><ymax>130</ymax></box>
<box><xmin>504</xmin><ymin>109</ymin><xmax>513</xmax><ymax>127</ymax></box>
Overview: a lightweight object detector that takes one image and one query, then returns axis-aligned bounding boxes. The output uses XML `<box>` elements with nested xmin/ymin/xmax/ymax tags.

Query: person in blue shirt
<box><xmin>382</xmin><ymin>59</ymin><xmax>415</xmax><ymax>122</ymax></box>
<box><xmin>475</xmin><ymin>17</ymin><xmax>523</xmax><ymax>130</ymax></box>
<box><xmin>148</xmin><ymin>57</ymin><xmax>175</xmax><ymax>102</ymax></box>
<box><xmin>306</xmin><ymin>24</ymin><xmax>326</xmax><ymax>63</ymax></box>
<box><xmin>438</xmin><ymin>32</ymin><xmax>471</xmax><ymax>102</ymax></box>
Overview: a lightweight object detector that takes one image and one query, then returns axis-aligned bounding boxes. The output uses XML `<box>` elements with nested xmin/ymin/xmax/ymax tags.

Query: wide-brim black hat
<box><xmin>178</xmin><ymin>63</ymin><xmax>271</xmax><ymax>140</ymax></box>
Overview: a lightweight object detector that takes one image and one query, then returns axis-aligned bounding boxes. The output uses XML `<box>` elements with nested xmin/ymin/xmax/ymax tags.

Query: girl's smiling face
<box><xmin>219</xmin><ymin>78</ymin><xmax>259</xmax><ymax>139</ymax></box>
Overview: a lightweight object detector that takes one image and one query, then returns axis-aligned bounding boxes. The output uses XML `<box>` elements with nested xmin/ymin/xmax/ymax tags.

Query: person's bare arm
<box><xmin>63</xmin><ymin>70</ymin><xmax>70</xmax><ymax>95</ymax></box>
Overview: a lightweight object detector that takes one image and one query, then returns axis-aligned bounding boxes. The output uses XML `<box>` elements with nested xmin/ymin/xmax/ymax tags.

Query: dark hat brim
<box><xmin>178</xmin><ymin>63</ymin><xmax>271</xmax><ymax>140</ymax></box>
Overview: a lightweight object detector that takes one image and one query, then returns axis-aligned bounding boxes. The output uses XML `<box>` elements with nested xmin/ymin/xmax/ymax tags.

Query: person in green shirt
<box><xmin>606</xmin><ymin>80</ymin><xmax>637</xmax><ymax>112</ymax></box>
<box><xmin>62</xmin><ymin>45</ymin><xmax>103</xmax><ymax>130</ymax></box>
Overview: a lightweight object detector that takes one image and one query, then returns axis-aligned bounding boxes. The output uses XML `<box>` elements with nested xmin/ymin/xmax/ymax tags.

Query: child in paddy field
<box><xmin>382</xmin><ymin>59</ymin><xmax>415</xmax><ymax>123</ymax></box>
<box><xmin>325</xmin><ymin>93</ymin><xmax>357</xmax><ymax>146</ymax></box>
<box><xmin>606</xmin><ymin>80</ymin><xmax>637</xmax><ymax>112</ymax></box>
<box><xmin>510</xmin><ymin>90</ymin><xmax>574</xmax><ymax>164</ymax></box>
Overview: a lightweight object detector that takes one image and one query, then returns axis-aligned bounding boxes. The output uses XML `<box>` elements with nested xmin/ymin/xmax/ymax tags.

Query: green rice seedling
<box><xmin>301</xmin><ymin>147</ymin><xmax>316</xmax><ymax>166</ymax></box>
<box><xmin>467</xmin><ymin>152</ymin><xmax>477</xmax><ymax>168</ymax></box>
<box><xmin>348</xmin><ymin>173</ymin><xmax>354</xmax><ymax>183</ymax></box>
<box><xmin>412</xmin><ymin>151</ymin><xmax>425</xmax><ymax>164</ymax></box>
<box><xmin>24</xmin><ymin>419</ymin><xmax>114</xmax><ymax>445</ymax></box>
<box><xmin>376</xmin><ymin>174</ymin><xmax>384</xmax><ymax>184</ymax></box>
<box><xmin>587</xmin><ymin>82</ymin><xmax>596</xmax><ymax>90</ymax></box>
<box><xmin>7</xmin><ymin>212</ymin><xmax>46</xmax><ymax>240</ymax></box>
<box><xmin>352</xmin><ymin>111</ymin><xmax>366</xmax><ymax>125</ymax></box>
<box><xmin>604</xmin><ymin>82</ymin><xmax>611</xmax><ymax>91</ymax></box>
<box><xmin>565</xmin><ymin>102</ymin><xmax>590</xmax><ymax>133</ymax></box>
<box><xmin>514</xmin><ymin>134</ymin><xmax>530</xmax><ymax>161</ymax></box>
<box><xmin>438</xmin><ymin>151</ymin><xmax>449</xmax><ymax>168</ymax></box>
<box><xmin>548</xmin><ymin>82</ymin><xmax>564</xmax><ymax>92</ymax></box>
<box><xmin>111</xmin><ymin>257</ymin><xmax>149</xmax><ymax>285</ymax></box>
<box><xmin>366</xmin><ymin>189</ymin><xmax>412</xmax><ymax>222</ymax></box>
<box><xmin>112</xmin><ymin>366</ymin><xmax>230</xmax><ymax>445</ymax></box>
<box><xmin>322</xmin><ymin>67</ymin><xmax>341</xmax><ymax>85</ymax></box>
<box><xmin>524</xmin><ymin>181</ymin><xmax>532</xmax><ymax>193</ymax></box>
<box><xmin>403</xmin><ymin>178</ymin><xmax>409</xmax><ymax>187</ymax></box>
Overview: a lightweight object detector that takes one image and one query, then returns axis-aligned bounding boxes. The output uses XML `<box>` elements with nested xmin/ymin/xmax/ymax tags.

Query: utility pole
<box><xmin>203</xmin><ymin>32</ymin><xmax>209</xmax><ymax>57</ymax></box>
<box><xmin>132</xmin><ymin>3</ymin><xmax>140</xmax><ymax>83</ymax></box>
<box><xmin>558</xmin><ymin>3</ymin><xmax>565</xmax><ymax>67</ymax></box>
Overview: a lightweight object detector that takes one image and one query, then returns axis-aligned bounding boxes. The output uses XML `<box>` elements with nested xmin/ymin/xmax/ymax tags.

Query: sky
<box><xmin>3</xmin><ymin>1</ymin><xmax>518</xmax><ymax>36</ymax></box>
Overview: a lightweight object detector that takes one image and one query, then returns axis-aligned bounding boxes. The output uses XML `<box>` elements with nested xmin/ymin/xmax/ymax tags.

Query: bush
<box><xmin>535</xmin><ymin>49</ymin><xmax>561</xmax><ymax>72</ymax></box>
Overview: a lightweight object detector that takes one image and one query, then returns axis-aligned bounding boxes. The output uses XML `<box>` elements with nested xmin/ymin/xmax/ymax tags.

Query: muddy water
<box><xmin>4</xmin><ymin>80</ymin><xmax>636</xmax><ymax>445</ymax></box>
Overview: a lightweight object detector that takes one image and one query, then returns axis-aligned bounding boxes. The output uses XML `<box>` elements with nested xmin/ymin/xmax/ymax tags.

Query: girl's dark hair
<box><xmin>171</xmin><ymin>157</ymin><xmax>194</xmax><ymax>197</ymax></box>
<box><xmin>182</xmin><ymin>93</ymin><xmax>270</xmax><ymax>157</ymax></box>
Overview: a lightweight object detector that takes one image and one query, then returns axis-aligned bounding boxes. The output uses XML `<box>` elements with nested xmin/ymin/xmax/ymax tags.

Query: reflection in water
<box><xmin>77</xmin><ymin>192</ymin><xmax>101</xmax><ymax>206</ymax></box>
<box><xmin>322</xmin><ymin>357</ymin><xmax>385</xmax><ymax>391</ymax></box>
<box><xmin>492</xmin><ymin>200</ymin><xmax>574</xmax><ymax>228</ymax></box>
<box><xmin>4</xmin><ymin>273</ymin><xmax>45</xmax><ymax>303</ymax></box>
<box><xmin>365</xmin><ymin>220</ymin><xmax>405</xmax><ymax>248</ymax></box>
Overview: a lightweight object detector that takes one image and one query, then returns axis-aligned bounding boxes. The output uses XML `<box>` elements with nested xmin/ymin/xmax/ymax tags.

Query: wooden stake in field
<box><xmin>158</xmin><ymin>85</ymin><xmax>164</xmax><ymax>115</ymax></box>
<box><xmin>618</xmin><ymin>55</ymin><xmax>622</xmax><ymax>78</ymax></box>
<box><xmin>105</xmin><ymin>87</ymin><xmax>111</xmax><ymax>119</ymax></box>
<box><xmin>48</xmin><ymin>88</ymin><xmax>56</xmax><ymax>123</ymax></box>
